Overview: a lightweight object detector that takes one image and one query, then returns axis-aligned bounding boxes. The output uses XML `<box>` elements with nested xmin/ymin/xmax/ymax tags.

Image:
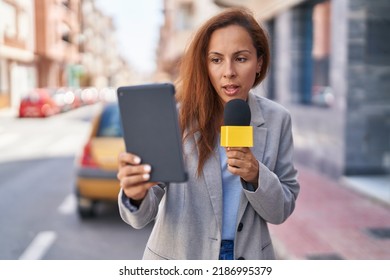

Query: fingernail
<box><xmin>144</xmin><ymin>165</ymin><xmax>151</xmax><ymax>172</ymax></box>
<box><xmin>134</xmin><ymin>156</ymin><xmax>141</xmax><ymax>164</ymax></box>
<box><xmin>143</xmin><ymin>173</ymin><xmax>150</xmax><ymax>180</ymax></box>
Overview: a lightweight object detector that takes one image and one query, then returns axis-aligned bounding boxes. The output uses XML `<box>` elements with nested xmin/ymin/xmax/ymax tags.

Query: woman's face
<box><xmin>207</xmin><ymin>24</ymin><xmax>262</xmax><ymax>105</ymax></box>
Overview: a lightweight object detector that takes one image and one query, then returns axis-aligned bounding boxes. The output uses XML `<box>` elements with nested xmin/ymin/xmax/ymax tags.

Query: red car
<box><xmin>19</xmin><ymin>88</ymin><xmax>60</xmax><ymax>118</ymax></box>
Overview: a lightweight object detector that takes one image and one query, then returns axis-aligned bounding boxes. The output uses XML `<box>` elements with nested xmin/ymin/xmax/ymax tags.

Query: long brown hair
<box><xmin>175</xmin><ymin>7</ymin><xmax>270</xmax><ymax>176</ymax></box>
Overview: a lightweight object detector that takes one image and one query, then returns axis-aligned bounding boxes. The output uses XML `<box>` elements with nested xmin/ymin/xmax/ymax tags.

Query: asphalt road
<box><xmin>0</xmin><ymin>104</ymin><xmax>153</xmax><ymax>260</ymax></box>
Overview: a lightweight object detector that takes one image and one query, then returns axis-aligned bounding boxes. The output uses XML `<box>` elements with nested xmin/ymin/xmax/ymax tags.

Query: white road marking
<box><xmin>18</xmin><ymin>231</ymin><xmax>57</xmax><ymax>260</ymax></box>
<box><xmin>45</xmin><ymin>134</ymin><xmax>86</xmax><ymax>156</ymax></box>
<box><xmin>58</xmin><ymin>194</ymin><xmax>76</xmax><ymax>215</ymax></box>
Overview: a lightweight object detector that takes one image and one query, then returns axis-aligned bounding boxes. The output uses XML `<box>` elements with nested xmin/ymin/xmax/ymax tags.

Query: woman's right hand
<box><xmin>117</xmin><ymin>152</ymin><xmax>157</xmax><ymax>204</ymax></box>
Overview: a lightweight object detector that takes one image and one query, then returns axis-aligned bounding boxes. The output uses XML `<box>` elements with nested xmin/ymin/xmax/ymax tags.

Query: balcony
<box><xmin>214</xmin><ymin>0</ymin><xmax>307</xmax><ymax>20</ymax></box>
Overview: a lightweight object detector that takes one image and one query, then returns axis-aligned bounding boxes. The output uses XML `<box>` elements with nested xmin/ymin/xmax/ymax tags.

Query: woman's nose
<box><xmin>223</xmin><ymin>62</ymin><xmax>236</xmax><ymax>79</ymax></box>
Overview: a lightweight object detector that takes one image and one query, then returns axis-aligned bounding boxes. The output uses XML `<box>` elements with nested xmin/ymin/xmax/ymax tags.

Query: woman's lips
<box><xmin>223</xmin><ymin>85</ymin><xmax>240</xmax><ymax>96</ymax></box>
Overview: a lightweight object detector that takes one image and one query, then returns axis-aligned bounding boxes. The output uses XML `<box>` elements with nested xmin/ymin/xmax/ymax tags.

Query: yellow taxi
<box><xmin>75</xmin><ymin>102</ymin><xmax>125</xmax><ymax>218</ymax></box>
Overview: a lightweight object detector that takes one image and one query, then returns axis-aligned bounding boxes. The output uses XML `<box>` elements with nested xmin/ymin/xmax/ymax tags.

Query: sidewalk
<box><xmin>0</xmin><ymin>107</ymin><xmax>17</xmax><ymax>118</ymax></box>
<box><xmin>269</xmin><ymin>164</ymin><xmax>390</xmax><ymax>260</ymax></box>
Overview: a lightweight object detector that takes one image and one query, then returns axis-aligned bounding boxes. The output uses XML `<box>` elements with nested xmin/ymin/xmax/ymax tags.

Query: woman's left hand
<box><xmin>225</xmin><ymin>147</ymin><xmax>259</xmax><ymax>186</ymax></box>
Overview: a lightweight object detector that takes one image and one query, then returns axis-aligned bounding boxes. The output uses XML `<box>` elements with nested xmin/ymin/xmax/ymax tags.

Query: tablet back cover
<box><xmin>117</xmin><ymin>83</ymin><xmax>188</xmax><ymax>183</ymax></box>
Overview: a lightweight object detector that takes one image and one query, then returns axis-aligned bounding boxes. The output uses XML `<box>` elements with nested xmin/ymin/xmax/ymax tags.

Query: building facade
<box><xmin>34</xmin><ymin>0</ymin><xmax>81</xmax><ymax>88</ymax></box>
<box><xmin>0</xmin><ymin>0</ymin><xmax>134</xmax><ymax>110</ymax></box>
<box><xmin>79</xmin><ymin>0</ymin><xmax>133</xmax><ymax>88</ymax></box>
<box><xmin>155</xmin><ymin>0</ymin><xmax>222</xmax><ymax>81</ymax></box>
<box><xmin>0</xmin><ymin>0</ymin><xmax>36</xmax><ymax>109</ymax></box>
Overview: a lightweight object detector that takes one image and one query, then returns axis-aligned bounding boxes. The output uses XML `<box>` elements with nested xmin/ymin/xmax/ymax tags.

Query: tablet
<box><xmin>117</xmin><ymin>83</ymin><xmax>188</xmax><ymax>183</ymax></box>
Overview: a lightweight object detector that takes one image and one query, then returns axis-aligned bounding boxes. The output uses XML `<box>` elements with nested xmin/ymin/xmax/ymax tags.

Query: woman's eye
<box><xmin>211</xmin><ymin>57</ymin><xmax>221</xmax><ymax>63</ymax></box>
<box><xmin>237</xmin><ymin>57</ymin><xmax>247</xmax><ymax>62</ymax></box>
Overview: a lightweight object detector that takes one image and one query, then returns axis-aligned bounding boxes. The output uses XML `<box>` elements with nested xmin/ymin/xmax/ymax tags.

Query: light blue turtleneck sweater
<box><xmin>218</xmin><ymin>145</ymin><xmax>242</xmax><ymax>241</ymax></box>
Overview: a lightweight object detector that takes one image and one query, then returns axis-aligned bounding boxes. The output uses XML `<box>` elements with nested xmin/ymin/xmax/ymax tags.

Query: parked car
<box><xmin>51</xmin><ymin>87</ymin><xmax>82</xmax><ymax>112</ymax></box>
<box><xmin>80</xmin><ymin>87</ymin><xmax>99</xmax><ymax>105</ymax></box>
<box><xmin>19</xmin><ymin>88</ymin><xmax>60</xmax><ymax>118</ymax></box>
<box><xmin>74</xmin><ymin>102</ymin><xmax>125</xmax><ymax>218</ymax></box>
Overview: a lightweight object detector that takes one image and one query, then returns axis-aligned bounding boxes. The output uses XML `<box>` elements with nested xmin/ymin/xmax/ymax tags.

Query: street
<box><xmin>0</xmin><ymin>105</ymin><xmax>153</xmax><ymax>260</ymax></box>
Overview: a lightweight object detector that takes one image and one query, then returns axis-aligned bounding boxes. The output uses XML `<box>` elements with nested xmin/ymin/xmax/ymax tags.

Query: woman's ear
<box><xmin>257</xmin><ymin>57</ymin><xmax>263</xmax><ymax>73</ymax></box>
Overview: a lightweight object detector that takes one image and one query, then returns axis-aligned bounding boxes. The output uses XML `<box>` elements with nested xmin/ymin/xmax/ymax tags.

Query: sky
<box><xmin>95</xmin><ymin>0</ymin><xmax>164</xmax><ymax>74</ymax></box>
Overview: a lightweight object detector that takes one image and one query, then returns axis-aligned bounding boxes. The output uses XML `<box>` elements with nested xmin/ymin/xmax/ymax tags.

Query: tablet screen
<box><xmin>117</xmin><ymin>83</ymin><xmax>188</xmax><ymax>183</ymax></box>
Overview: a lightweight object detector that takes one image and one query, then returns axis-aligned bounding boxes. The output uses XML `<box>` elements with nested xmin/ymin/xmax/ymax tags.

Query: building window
<box><xmin>265</xmin><ymin>19</ymin><xmax>276</xmax><ymax>101</ymax></box>
<box><xmin>311</xmin><ymin>0</ymin><xmax>332</xmax><ymax>106</ymax></box>
<box><xmin>176</xmin><ymin>3</ymin><xmax>193</xmax><ymax>31</ymax></box>
<box><xmin>18</xmin><ymin>11</ymin><xmax>29</xmax><ymax>41</ymax></box>
<box><xmin>62</xmin><ymin>0</ymin><xmax>70</xmax><ymax>9</ymax></box>
<box><xmin>60</xmin><ymin>22</ymin><xmax>71</xmax><ymax>43</ymax></box>
<box><xmin>366</xmin><ymin>18</ymin><xmax>390</xmax><ymax>66</ymax></box>
<box><xmin>2</xmin><ymin>2</ymin><xmax>17</xmax><ymax>38</ymax></box>
<box><xmin>1</xmin><ymin>0</ymin><xmax>29</xmax><ymax>49</ymax></box>
<box><xmin>291</xmin><ymin>0</ymin><xmax>333</xmax><ymax>107</ymax></box>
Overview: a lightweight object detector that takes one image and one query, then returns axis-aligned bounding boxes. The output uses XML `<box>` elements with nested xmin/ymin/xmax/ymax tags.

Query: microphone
<box><xmin>220</xmin><ymin>99</ymin><xmax>253</xmax><ymax>147</ymax></box>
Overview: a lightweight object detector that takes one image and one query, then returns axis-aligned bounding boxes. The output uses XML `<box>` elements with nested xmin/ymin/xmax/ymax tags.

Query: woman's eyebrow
<box><xmin>208</xmin><ymin>50</ymin><xmax>252</xmax><ymax>55</ymax></box>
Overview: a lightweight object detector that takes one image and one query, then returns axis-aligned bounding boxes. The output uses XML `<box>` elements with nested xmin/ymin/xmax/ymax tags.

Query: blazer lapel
<box><xmin>248</xmin><ymin>92</ymin><xmax>267</xmax><ymax>163</ymax></box>
<box><xmin>195</xmin><ymin>132</ymin><xmax>223</xmax><ymax>234</ymax></box>
<box><xmin>237</xmin><ymin>93</ymin><xmax>268</xmax><ymax>221</ymax></box>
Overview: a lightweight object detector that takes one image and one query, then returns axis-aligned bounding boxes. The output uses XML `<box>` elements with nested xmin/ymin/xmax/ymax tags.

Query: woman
<box><xmin>117</xmin><ymin>7</ymin><xmax>299</xmax><ymax>260</ymax></box>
